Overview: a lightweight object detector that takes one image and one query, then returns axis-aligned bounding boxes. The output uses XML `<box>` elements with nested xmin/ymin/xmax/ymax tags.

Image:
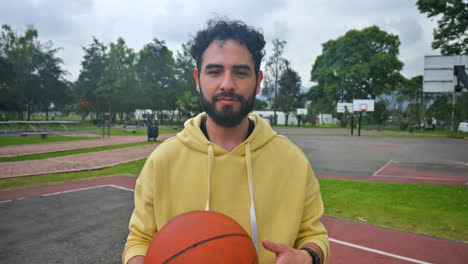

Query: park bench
<box><xmin>20</xmin><ymin>132</ymin><xmax>49</xmax><ymax>139</ymax></box>
<box><xmin>122</xmin><ymin>130</ymin><xmax>137</xmax><ymax>134</ymax></box>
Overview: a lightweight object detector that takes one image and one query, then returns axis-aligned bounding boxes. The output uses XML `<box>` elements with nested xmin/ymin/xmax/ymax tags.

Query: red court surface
<box><xmin>372</xmin><ymin>161</ymin><xmax>468</xmax><ymax>186</ymax></box>
<box><xmin>1</xmin><ymin>176</ymin><xmax>467</xmax><ymax>264</ymax></box>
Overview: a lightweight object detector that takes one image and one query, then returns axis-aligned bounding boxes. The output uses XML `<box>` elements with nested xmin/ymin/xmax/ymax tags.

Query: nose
<box><xmin>220</xmin><ymin>71</ymin><xmax>235</xmax><ymax>92</ymax></box>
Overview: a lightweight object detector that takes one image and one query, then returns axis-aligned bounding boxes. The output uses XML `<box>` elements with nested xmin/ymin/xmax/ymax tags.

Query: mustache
<box><xmin>212</xmin><ymin>92</ymin><xmax>244</xmax><ymax>101</ymax></box>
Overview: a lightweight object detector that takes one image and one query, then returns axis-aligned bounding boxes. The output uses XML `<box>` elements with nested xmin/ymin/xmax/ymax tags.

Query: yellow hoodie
<box><xmin>123</xmin><ymin>113</ymin><xmax>329</xmax><ymax>264</ymax></box>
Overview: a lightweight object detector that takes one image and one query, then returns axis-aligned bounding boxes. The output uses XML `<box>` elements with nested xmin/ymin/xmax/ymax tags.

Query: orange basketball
<box><xmin>144</xmin><ymin>211</ymin><xmax>258</xmax><ymax>264</ymax></box>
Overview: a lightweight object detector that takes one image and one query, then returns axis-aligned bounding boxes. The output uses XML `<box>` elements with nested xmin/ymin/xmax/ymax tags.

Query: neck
<box><xmin>205</xmin><ymin>116</ymin><xmax>250</xmax><ymax>152</ymax></box>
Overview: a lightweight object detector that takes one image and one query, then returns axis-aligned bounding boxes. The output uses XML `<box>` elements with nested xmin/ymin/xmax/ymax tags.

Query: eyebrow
<box><xmin>205</xmin><ymin>64</ymin><xmax>223</xmax><ymax>70</ymax></box>
<box><xmin>233</xmin><ymin>64</ymin><xmax>252</xmax><ymax>71</ymax></box>
<box><xmin>204</xmin><ymin>64</ymin><xmax>252</xmax><ymax>71</ymax></box>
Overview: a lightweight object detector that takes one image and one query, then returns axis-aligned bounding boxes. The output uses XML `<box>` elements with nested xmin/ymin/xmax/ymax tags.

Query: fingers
<box><xmin>261</xmin><ymin>239</ymin><xmax>287</xmax><ymax>254</ymax></box>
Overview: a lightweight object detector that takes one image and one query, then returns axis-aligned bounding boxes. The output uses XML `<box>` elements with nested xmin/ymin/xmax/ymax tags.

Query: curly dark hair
<box><xmin>190</xmin><ymin>18</ymin><xmax>266</xmax><ymax>78</ymax></box>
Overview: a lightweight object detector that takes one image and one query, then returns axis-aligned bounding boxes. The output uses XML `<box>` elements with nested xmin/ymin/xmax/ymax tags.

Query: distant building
<box><xmin>252</xmin><ymin>111</ymin><xmax>299</xmax><ymax>125</ymax></box>
<box><xmin>317</xmin><ymin>114</ymin><xmax>338</xmax><ymax>125</ymax></box>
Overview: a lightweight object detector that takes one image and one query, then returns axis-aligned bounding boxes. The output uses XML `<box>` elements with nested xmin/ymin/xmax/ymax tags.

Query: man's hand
<box><xmin>261</xmin><ymin>239</ymin><xmax>312</xmax><ymax>264</ymax></box>
<box><xmin>127</xmin><ymin>255</ymin><xmax>144</xmax><ymax>264</ymax></box>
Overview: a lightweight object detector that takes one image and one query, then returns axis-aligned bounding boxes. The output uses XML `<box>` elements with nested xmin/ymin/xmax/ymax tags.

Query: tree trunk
<box><xmin>170</xmin><ymin>110</ymin><xmax>175</xmax><ymax>122</ymax></box>
<box><xmin>27</xmin><ymin>104</ymin><xmax>32</xmax><ymax>121</ymax></box>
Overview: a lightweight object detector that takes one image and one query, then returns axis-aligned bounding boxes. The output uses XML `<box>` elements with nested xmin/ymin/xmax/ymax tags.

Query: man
<box><xmin>123</xmin><ymin>19</ymin><xmax>329</xmax><ymax>264</ymax></box>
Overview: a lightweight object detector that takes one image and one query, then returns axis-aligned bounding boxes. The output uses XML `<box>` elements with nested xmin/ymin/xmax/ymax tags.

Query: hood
<box><xmin>176</xmin><ymin>112</ymin><xmax>277</xmax><ymax>155</ymax></box>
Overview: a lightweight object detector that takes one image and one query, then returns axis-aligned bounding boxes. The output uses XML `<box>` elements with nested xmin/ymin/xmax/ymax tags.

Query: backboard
<box><xmin>297</xmin><ymin>108</ymin><xmax>308</xmax><ymax>115</ymax></box>
<box><xmin>337</xmin><ymin>102</ymin><xmax>353</xmax><ymax>113</ymax></box>
<box><xmin>353</xmin><ymin>99</ymin><xmax>374</xmax><ymax>112</ymax></box>
<box><xmin>423</xmin><ymin>55</ymin><xmax>468</xmax><ymax>93</ymax></box>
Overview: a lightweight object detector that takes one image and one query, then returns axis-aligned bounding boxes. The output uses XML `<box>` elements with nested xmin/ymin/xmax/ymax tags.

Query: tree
<box><xmin>372</xmin><ymin>100</ymin><xmax>389</xmax><ymax>131</ymax></box>
<box><xmin>0</xmin><ymin>25</ymin><xmax>69</xmax><ymax>120</ymax></box>
<box><xmin>0</xmin><ymin>46</ymin><xmax>16</xmax><ymax>120</ymax></box>
<box><xmin>380</xmin><ymin>73</ymin><xmax>408</xmax><ymax>129</ymax></box>
<box><xmin>278</xmin><ymin>64</ymin><xmax>303</xmax><ymax>126</ymax></box>
<box><xmin>0</xmin><ymin>25</ymin><xmax>38</xmax><ymax>119</ymax></box>
<box><xmin>75</xmin><ymin>37</ymin><xmax>108</xmax><ymax>120</ymax></box>
<box><xmin>33</xmin><ymin>41</ymin><xmax>70</xmax><ymax>120</ymax></box>
<box><xmin>136</xmin><ymin>38</ymin><xmax>174</xmax><ymax>121</ymax></box>
<box><xmin>417</xmin><ymin>0</ymin><xmax>468</xmax><ymax>55</ymax></box>
<box><xmin>262</xmin><ymin>39</ymin><xmax>288</xmax><ymax>125</ymax></box>
<box><xmin>254</xmin><ymin>98</ymin><xmax>268</xmax><ymax>110</ymax></box>
<box><xmin>174</xmin><ymin>40</ymin><xmax>198</xmax><ymax>120</ymax></box>
<box><xmin>97</xmin><ymin>37</ymin><xmax>136</xmax><ymax>121</ymax></box>
<box><xmin>311</xmin><ymin>26</ymin><xmax>404</xmax><ymax>103</ymax></box>
<box><xmin>174</xmin><ymin>40</ymin><xmax>197</xmax><ymax>95</ymax></box>
<box><xmin>427</xmin><ymin>94</ymin><xmax>451</xmax><ymax>128</ymax></box>
<box><xmin>304</xmin><ymin>85</ymin><xmax>335</xmax><ymax>126</ymax></box>
<box><xmin>176</xmin><ymin>91</ymin><xmax>199</xmax><ymax>121</ymax></box>
<box><xmin>403</xmin><ymin>75</ymin><xmax>435</xmax><ymax>131</ymax></box>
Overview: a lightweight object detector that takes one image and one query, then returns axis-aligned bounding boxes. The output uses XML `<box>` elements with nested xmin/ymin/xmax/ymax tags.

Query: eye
<box><xmin>236</xmin><ymin>71</ymin><xmax>248</xmax><ymax>77</ymax></box>
<box><xmin>208</xmin><ymin>70</ymin><xmax>220</xmax><ymax>75</ymax></box>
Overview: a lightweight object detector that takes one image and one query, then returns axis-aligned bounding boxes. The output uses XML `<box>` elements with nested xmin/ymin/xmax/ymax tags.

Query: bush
<box><xmin>399</xmin><ymin>122</ymin><xmax>408</xmax><ymax>131</ymax></box>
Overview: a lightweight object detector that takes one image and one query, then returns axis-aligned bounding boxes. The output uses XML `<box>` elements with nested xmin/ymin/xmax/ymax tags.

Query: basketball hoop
<box><xmin>359</xmin><ymin>103</ymin><xmax>368</xmax><ymax>113</ymax></box>
<box><xmin>360</xmin><ymin>105</ymin><xmax>368</xmax><ymax>117</ymax></box>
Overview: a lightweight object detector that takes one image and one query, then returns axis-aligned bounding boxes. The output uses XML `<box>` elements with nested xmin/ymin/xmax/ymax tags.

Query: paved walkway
<box><xmin>0</xmin><ymin>134</ymin><xmax>175</xmax><ymax>178</ymax></box>
<box><xmin>0</xmin><ymin>135</ymin><xmax>152</xmax><ymax>157</ymax></box>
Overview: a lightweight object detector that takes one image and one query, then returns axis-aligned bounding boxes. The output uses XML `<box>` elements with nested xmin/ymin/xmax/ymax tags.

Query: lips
<box><xmin>218</xmin><ymin>97</ymin><xmax>237</xmax><ymax>101</ymax></box>
<box><xmin>217</xmin><ymin>97</ymin><xmax>238</xmax><ymax>105</ymax></box>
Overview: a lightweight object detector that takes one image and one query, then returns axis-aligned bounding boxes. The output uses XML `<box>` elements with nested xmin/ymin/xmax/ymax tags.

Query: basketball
<box><xmin>144</xmin><ymin>211</ymin><xmax>258</xmax><ymax>264</ymax></box>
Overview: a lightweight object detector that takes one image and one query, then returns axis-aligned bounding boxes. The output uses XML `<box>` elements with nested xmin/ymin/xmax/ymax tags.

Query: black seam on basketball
<box><xmin>162</xmin><ymin>233</ymin><xmax>253</xmax><ymax>264</ymax></box>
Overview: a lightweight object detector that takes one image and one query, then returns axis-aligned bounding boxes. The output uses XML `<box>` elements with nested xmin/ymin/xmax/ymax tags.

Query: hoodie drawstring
<box><xmin>245</xmin><ymin>142</ymin><xmax>259</xmax><ymax>252</ymax></box>
<box><xmin>205</xmin><ymin>143</ymin><xmax>214</xmax><ymax>211</ymax></box>
<box><xmin>204</xmin><ymin>142</ymin><xmax>259</xmax><ymax>253</ymax></box>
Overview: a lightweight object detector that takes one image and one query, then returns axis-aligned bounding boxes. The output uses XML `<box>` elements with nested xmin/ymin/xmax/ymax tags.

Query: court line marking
<box><xmin>329</xmin><ymin>238</ymin><xmax>432</xmax><ymax>264</ymax></box>
<box><xmin>1</xmin><ymin>184</ymin><xmax>133</xmax><ymax>202</ymax></box>
<box><xmin>372</xmin><ymin>160</ymin><xmax>393</xmax><ymax>176</ymax></box>
<box><xmin>3</xmin><ymin>184</ymin><xmax>437</xmax><ymax>263</ymax></box>
<box><xmin>372</xmin><ymin>175</ymin><xmax>467</xmax><ymax>181</ymax></box>
<box><xmin>108</xmin><ymin>184</ymin><xmax>134</xmax><ymax>192</ymax></box>
<box><xmin>37</xmin><ymin>185</ymin><xmax>436</xmax><ymax>263</ymax></box>
<box><xmin>42</xmin><ymin>185</ymin><xmax>108</xmax><ymax>196</ymax></box>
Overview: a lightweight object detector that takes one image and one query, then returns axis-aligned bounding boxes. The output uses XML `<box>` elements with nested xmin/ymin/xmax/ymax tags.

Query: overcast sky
<box><xmin>1</xmin><ymin>0</ymin><xmax>440</xmax><ymax>88</ymax></box>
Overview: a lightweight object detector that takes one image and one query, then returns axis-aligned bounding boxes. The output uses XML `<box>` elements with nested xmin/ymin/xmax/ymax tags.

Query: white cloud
<box><xmin>1</xmin><ymin>0</ymin><xmax>438</xmax><ymax>89</ymax></box>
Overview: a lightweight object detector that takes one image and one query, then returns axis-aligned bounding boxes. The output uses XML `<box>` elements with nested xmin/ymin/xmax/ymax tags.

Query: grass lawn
<box><xmin>0</xmin><ymin>127</ymin><xmax>179</xmax><ymax>147</ymax></box>
<box><xmin>0</xmin><ymin>136</ymin><xmax>100</xmax><ymax>146</ymax></box>
<box><xmin>0</xmin><ymin>141</ymin><xmax>159</xmax><ymax>162</ymax></box>
<box><xmin>0</xmin><ymin>159</ymin><xmax>146</xmax><ymax>190</ymax></box>
<box><xmin>77</xmin><ymin>126</ymin><xmax>181</xmax><ymax>136</ymax></box>
<box><xmin>319</xmin><ymin>178</ymin><xmax>468</xmax><ymax>242</ymax></box>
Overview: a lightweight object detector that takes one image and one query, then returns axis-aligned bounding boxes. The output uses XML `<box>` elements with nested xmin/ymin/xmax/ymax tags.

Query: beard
<box><xmin>199</xmin><ymin>84</ymin><xmax>256</xmax><ymax>128</ymax></box>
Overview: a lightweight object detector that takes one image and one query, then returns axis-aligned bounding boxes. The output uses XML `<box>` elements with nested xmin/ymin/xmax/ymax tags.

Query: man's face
<box><xmin>194</xmin><ymin>39</ymin><xmax>263</xmax><ymax>127</ymax></box>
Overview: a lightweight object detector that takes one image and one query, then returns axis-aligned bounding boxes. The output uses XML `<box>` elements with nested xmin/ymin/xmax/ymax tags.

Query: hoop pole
<box><xmin>358</xmin><ymin>111</ymin><xmax>363</xmax><ymax>136</ymax></box>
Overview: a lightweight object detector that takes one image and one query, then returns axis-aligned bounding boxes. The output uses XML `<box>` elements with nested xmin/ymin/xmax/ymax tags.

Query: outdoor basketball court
<box><xmin>1</xmin><ymin>172</ymin><xmax>467</xmax><ymax>263</ymax></box>
<box><xmin>1</xmin><ymin>131</ymin><xmax>467</xmax><ymax>263</ymax></box>
<box><xmin>287</xmin><ymin>135</ymin><xmax>468</xmax><ymax>186</ymax></box>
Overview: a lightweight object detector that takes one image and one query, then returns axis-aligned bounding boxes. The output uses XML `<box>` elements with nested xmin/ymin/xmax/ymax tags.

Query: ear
<box><xmin>193</xmin><ymin>68</ymin><xmax>201</xmax><ymax>93</ymax></box>
<box><xmin>256</xmin><ymin>70</ymin><xmax>263</xmax><ymax>95</ymax></box>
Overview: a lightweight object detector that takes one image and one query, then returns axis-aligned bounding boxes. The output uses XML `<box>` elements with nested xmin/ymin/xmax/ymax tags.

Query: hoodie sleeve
<box><xmin>122</xmin><ymin>158</ymin><xmax>158</xmax><ymax>264</ymax></box>
<box><xmin>294</xmin><ymin>165</ymin><xmax>330</xmax><ymax>264</ymax></box>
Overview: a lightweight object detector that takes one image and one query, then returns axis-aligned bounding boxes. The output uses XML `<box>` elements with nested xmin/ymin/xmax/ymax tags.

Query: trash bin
<box><xmin>147</xmin><ymin>125</ymin><xmax>159</xmax><ymax>142</ymax></box>
<box><xmin>409</xmin><ymin>127</ymin><xmax>414</xmax><ymax>133</ymax></box>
